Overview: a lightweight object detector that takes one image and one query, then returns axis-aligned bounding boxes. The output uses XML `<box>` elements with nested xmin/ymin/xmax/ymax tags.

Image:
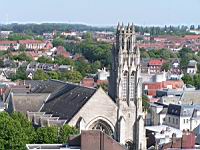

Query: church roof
<box><xmin>9</xmin><ymin>93</ymin><xmax>49</xmax><ymax>114</ymax></box>
<box><xmin>41</xmin><ymin>83</ymin><xmax>96</xmax><ymax>122</ymax></box>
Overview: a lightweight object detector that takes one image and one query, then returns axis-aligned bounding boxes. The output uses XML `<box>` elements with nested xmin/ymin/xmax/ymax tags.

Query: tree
<box><xmin>33</xmin><ymin>69</ymin><xmax>49</xmax><ymax>80</ymax></box>
<box><xmin>11</xmin><ymin>66</ymin><xmax>27</xmax><ymax>81</ymax></box>
<box><xmin>0</xmin><ymin>112</ymin><xmax>30</xmax><ymax>149</ymax></box>
<box><xmin>142</xmin><ymin>95</ymin><xmax>150</xmax><ymax>112</ymax></box>
<box><xmin>52</xmin><ymin>38</ymin><xmax>65</xmax><ymax>47</ymax></box>
<box><xmin>12</xmin><ymin>52</ymin><xmax>32</xmax><ymax>62</ymax></box>
<box><xmin>47</xmin><ymin>71</ymin><xmax>60</xmax><ymax>80</ymax></box>
<box><xmin>37</xmin><ymin>56</ymin><xmax>53</xmax><ymax>64</ymax></box>
<box><xmin>161</xmin><ymin>63</ymin><xmax>170</xmax><ymax>71</ymax></box>
<box><xmin>54</xmin><ymin>56</ymin><xmax>74</xmax><ymax>66</ymax></box>
<box><xmin>58</xmin><ymin>125</ymin><xmax>78</xmax><ymax>144</ymax></box>
<box><xmin>36</xmin><ymin>127</ymin><xmax>59</xmax><ymax>144</ymax></box>
<box><xmin>181</xmin><ymin>74</ymin><xmax>194</xmax><ymax>86</ymax></box>
<box><xmin>11</xmin><ymin>112</ymin><xmax>36</xmax><ymax>143</ymax></box>
<box><xmin>62</xmin><ymin>71</ymin><xmax>83</xmax><ymax>83</ymax></box>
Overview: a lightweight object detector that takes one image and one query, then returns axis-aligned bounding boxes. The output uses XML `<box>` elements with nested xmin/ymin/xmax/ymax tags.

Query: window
<box><xmin>122</xmin><ymin>71</ymin><xmax>128</xmax><ymax>99</ymax></box>
<box><xmin>173</xmin><ymin>118</ymin><xmax>175</xmax><ymax>124</ymax></box>
<box><xmin>184</xmin><ymin>119</ymin><xmax>185</xmax><ymax>124</ymax></box>
<box><xmin>129</xmin><ymin>71</ymin><xmax>135</xmax><ymax>100</ymax></box>
<box><xmin>176</xmin><ymin>119</ymin><xmax>178</xmax><ymax>124</ymax></box>
<box><xmin>169</xmin><ymin>117</ymin><xmax>170</xmax><ymax>123</ymax></box>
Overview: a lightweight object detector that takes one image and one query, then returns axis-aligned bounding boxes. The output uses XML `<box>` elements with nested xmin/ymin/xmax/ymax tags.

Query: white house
<box><xmin>187</xmin><ymin>60</ymin><xmax>197</xmax><ymax>74</ymax></box>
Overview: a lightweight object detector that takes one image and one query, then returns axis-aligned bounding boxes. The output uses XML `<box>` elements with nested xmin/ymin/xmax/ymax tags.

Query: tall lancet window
<box><xmin>129</xmin><ymin>71</ymin><xmax>135</xmax><ymax>100</ymax></box>
<box><xmin>122</xmin><ymin>71</ymin><xmax>128</xmax><ymax>99</ymax></box>
<box><xmin>127</xmin><ymin>37</ymin><xmax>131</xmax><ymax>51</ymax></box>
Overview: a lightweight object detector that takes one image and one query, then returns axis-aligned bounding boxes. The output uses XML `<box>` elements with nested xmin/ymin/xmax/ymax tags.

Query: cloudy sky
<box><xmin>0</xmin><ymin>0</ymin><xmax>199</xmax><ymax>26</ymax></box>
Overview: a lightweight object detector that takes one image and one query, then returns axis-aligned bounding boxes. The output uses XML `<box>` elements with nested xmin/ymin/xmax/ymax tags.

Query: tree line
<box><xmin>0</xmin><ymin>112</ymin><xmax>78</xmax><ymax>150</ymax></box>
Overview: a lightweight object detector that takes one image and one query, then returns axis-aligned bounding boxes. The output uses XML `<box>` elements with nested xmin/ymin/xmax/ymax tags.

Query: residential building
<box><xmin>0</xmin><ymin>40</ymin><xmax>19</xmax><ymax>51</ymax></box>
<box><xmin>19</xmin><ymin>40</ymin><xmax>46</xmax><ymax>50</ymax></box>
<box><xmin>143</xmin><ymin>79</ymin><xmax>184</xmax><ymax>98</ymax></box>
<box><xmin>148</xmin><ymin>59</ymin><xmax>164</xmax><ymax>74</ymax></box>
<box><xmin>187</xmin><ymin>60</ymin><xmax>197</xmax><ymax>74</ymax></box>
<box><xmin>146</xmin><ymin>125</ymin><xmax>183</xmax><ymax>148</ymax></box>
<box><xmin>164</xmin><ymin>104</ymin><xmax>200</xmax><ymax>131</ymax></box>
<box><xmin>97</xmin><ymin>68</ymin><xmax>109</xmax><ymax>81</ymax></box>
<box><xmin>55</xmin><ymin>46</ymin><xmax>71</xmax><ymax>58</ymax></box>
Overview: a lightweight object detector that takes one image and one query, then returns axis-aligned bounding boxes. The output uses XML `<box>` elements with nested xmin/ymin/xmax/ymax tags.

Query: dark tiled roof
<box><xmin>167</xmin><ymin>104</ymin><xmax>181</xmax><ymax>116</ymax></box>
<box><xmin>41</xmin><ymin>83</ymin><xmax>96</xmax><ymax>122</ymax></box>
<box><xmin>25</xmin><ymin>80</ymin><xmax>66</xmax><ymax>93</ymax></box>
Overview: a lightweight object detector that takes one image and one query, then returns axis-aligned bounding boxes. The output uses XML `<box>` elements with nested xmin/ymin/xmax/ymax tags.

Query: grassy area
<box><xmin>0</xmin><ymin>51</ymin><xmax>8</xmax><ymax>57</ymax></box>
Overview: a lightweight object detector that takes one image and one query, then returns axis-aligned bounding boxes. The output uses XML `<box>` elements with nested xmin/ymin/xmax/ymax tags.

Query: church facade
<box><xmin>7</xmin><ymin>24</ymin><xmax>146</xmax><ymax>150</ymax></box>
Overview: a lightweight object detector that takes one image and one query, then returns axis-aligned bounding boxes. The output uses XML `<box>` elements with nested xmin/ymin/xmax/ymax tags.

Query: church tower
<box><xmin>109</xmin><ymin>23</ymin><xmax>146</xmax><ymax>150</ymax></box>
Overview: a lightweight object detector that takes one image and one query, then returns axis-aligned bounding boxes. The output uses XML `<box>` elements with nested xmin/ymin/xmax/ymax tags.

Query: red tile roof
<box><xmin>0</xmin><ymin>40</ymin><xmax>17</xmax><ymax>44</ymax></box>
<box><xmin>148</xmin><ymin>59</ymin><xmax>164</xmax><ymax>66</ymax></box>
<box><xmin>19</xmin><ymin>40</ymin><xmax>45</xmax><ymax>44</ymax></box>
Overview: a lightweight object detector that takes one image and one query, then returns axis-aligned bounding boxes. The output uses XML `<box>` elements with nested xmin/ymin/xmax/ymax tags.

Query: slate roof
<box><xmin>41</xmin><ymin>83</ymin><xmax>96</xmax><ymax>122</ymax></box>
<box><xmin>10</xmin><ymin>93</ymin><xmax>49</xmax><ymax>114</ymax></box>
<box><xmin>167</xmin><ymin>104</ymin><xmax>200</xmax><ymax>117</ymax></box>
<box><xmin>25</xmin><ymin>80</ymin><xmax>66</xmax><ymax>93</ymax></box>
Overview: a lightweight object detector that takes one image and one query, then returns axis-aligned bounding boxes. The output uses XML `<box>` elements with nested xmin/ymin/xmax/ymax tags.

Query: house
<box><xmin>161</xmin><ymin>131</ymin><xmax>196</xmax><ymax>150</ymax></box>
<box><xmin>81</xmin><ymin>78</ymin><xmax>95</xmax><ymax>88</ymax></box>
<box><xmin>97</xmin><ymin>68</ymin><xmax>109</xmax><ymax>81</ymax></box>
<box><xmin>187</xmin><ymin>60</ymin><xmax>197</xmax><ymax>74</ymax></box>
<box><xmin>55</xmin><ymin>46</ymin><xmax>71</xmax><ymax>58</ymax></box>
<box><xmin>148</xmin><ymin>59</ymin><xmax>164</xmax><ymax>74</ymax></box>
<box><xmin>143</xmin><ymin>80</ymin><xmax>184</xmax><ymax>98</ymax></box>
<box><xmin>148</xmin><ymin>103</ymin><xmax>168</xmax><ymax>126</ymax></box>
<box><xmin>171</xmin><ymin>59</ymin><xmax>181</xmax><ymax>75</ymax></box>
<box><xmin>163</xmin><ymin>104</ymin><xmax>200</xmax><ymax>131</ymax></box>
<box><xmin>27</xmin><ymin>51</ymin><xmax>40</xmax><ymax>61</ymax></box>
<box><xmin>0</xmin><ymin>40</ymin><xmax>19</xmax><ymax>51</ymax></box>
<box><xmin>19</xmin><ymin>40</ymin><xmax>46</xmax><ymax>50</ymax></box>
<box><xmin>0</xmin><ymin>71</ymin><xmax>10</xmax><ymax>82</ymax></box>
<box><xmin>146</xmin><ymin>125</ymin><xmax>183</xmax><ymax>149</ymax></box>
<box><xmin>58</xmin><ymin>65</ymin><xmax>73</xmax><ymax>72</ymax></box>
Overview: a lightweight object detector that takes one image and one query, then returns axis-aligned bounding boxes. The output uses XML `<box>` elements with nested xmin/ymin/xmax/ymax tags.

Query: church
<box><xmin>7</xmin><ymin>23</ymin><xmax>146</xmax><ymax>150</ymax></box>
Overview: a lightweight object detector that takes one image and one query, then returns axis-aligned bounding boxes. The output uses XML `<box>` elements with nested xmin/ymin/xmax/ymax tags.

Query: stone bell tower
<box><xmin>109</xmin><ymin>23</ymin><xmax>146</xmax><ymax>150</ymax></box>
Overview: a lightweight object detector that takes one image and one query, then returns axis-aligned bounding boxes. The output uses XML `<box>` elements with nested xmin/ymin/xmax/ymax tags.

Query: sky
<box><xmin>0</xmin><ymin>0</ymin><xmax>199</xmax><ymax>26</ymax></box>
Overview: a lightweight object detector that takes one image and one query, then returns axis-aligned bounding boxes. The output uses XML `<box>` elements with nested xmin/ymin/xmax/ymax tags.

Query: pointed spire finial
<box><xmin>117</xmin><ymin>22</ymin><xmax>120</xmax><ymax>31</ymax></box>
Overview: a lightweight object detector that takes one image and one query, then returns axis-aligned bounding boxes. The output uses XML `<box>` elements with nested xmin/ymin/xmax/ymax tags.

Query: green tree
<box><xmin>11</xmin><ymin>66</ymin><xmax>27</xmax><ymax>81</ymax></box>
<box><xmin>48</xmin><ymin>71</ymin><xmax>59</xmax><ymax>80</ymax></box>
<box><xmin>52</xmin><ymin>38</ymin><xmax>65</xmax><ymax>47</ymax></box>
<box><xmin>54</xmin><ymin>56</ymin><xmax>74</xmax><ymax>66</ymax></box>
<box><xmin>0</xmin><ymin>112</ymin><xmax>30</xmax><ymax>150</ymax></box>
<box><xmin>161</xmin><ymin>63</ymin><xmax>170</xmax><ymax>71</ymax></box>
<box><xmin>11</xmin><ymin>112</ymin><xmax>36</xmax><ymax>143</ymax></box>
<box><xmin>142</xmin><ymin>95</ymin><xmax>150</xmax><ymax>112</ymax></box>
<box><xmin>182</xmin><ymin>74</ymin><xmax>194</xmax><ymax>86</ymax></box>
<box><xmin>58</xmin><ymin>125</ymin><xmax>78</xmax><ymax>144</ymax></box>
<box><xmin>62</xmin><ymin>71</ymin><xmax>83</xmax><ymax>83</ymax></box>
<box><xmin>36</xmin><ymin>127</ymin><xmax>59</xmax><ymax>144</ymax></box>
<box><xmin>37</xmin><ymin>56</ymin><xmax>53</xmax><ymax>64</ymax></box>
<box><xmin>12</xmin><ymin>52</ymin><xmax>32</xmax><ymax>62</ymax></box>
<box><xmin>33</xmin><ymin>69</ymin><xmax>49</xmax><ymax>80</ymax></box>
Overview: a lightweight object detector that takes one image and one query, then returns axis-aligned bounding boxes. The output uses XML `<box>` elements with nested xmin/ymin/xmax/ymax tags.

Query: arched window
<box><xmin>89</xmin><ymin>119</ymin><xmax>114</xmax><ymax>137</ymax></box>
